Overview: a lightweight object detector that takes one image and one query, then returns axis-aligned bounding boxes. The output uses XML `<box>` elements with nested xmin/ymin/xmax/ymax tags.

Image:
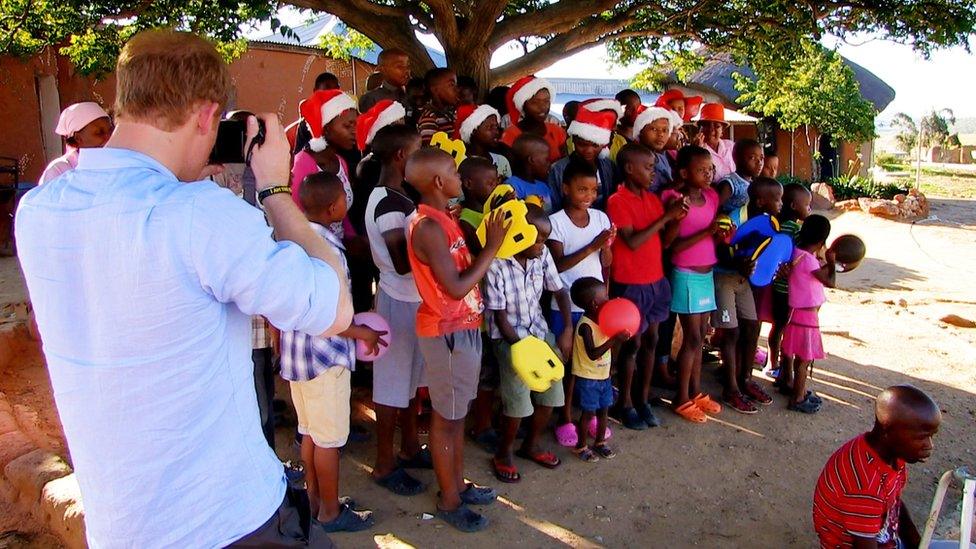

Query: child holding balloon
<box><xmin>661</xmin><ymin>145</ymin><xmax>724</xmax><ymax>424</ymax></box>
<box><xmin>280</xmin><ymin>172</ymin><xmax>387</xmax><ymax>533</ymax></box>
<box><xmin>782</xmin><ymin>215</ymin><xmax>836</xmax><ymax>414</ymax></box>
<box><xmin>570</xmin><ymin>277</ymin><xmax>632</xmax><ymax>462</ymax></box>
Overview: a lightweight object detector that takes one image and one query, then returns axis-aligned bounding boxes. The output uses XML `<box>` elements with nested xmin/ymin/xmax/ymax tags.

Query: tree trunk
<box><xmin>444</xmin><ymin>44</ymin><xmax>493</xmax><ymax>100</ymax></box>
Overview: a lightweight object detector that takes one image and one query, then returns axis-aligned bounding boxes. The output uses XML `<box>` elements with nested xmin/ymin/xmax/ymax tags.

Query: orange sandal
<box><xmin>674</xmin><ymin>401</ymin><xmax>707</xmax><ymax>423</ymax></box>
<box><xmin>692</xmin><ymin>393</ymin><xmax>722</xmax><ymax>415</ymax></box>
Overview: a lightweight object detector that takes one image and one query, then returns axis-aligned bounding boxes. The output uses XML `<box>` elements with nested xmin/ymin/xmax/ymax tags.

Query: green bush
<box><xmin>775</xmin><ymin>174</ymin><xmax>811</xmax><ymax>189</ymax></box>
<box><xmin>828</xmin><ymin>175</ymin><xmax>905</xmax><ymax>200</ymax></box>
<box><xmin>874</xmin><ymin>152</ymin><xmax>903</xmax><ymax>168</ymax></box>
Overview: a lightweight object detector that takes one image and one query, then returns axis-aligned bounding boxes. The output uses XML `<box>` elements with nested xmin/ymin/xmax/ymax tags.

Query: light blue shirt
<box><xmin>15</xmin><ymin>148</ymin><xmax>342</xmax><ymax>548</ymax></box>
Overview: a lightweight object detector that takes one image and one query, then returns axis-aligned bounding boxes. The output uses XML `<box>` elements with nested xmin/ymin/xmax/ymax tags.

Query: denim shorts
<box><xmin>574</xmin><ymin>377</ymin><xmax>614</xmax><ymax>412</ymax></box>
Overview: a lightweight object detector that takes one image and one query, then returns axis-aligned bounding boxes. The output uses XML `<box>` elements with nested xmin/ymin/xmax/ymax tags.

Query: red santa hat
<box><xmin>300</xmin><ymin>90</ymin><xmax>358</xmax><ymax>152</ymax></box>
<box><xmin>356</xmin><ymin>99</ymin><xmax>406</xmax><ymax>151</ymax></box>
<box><xmin>505</xmin><ymin>75</ymin><xmax>554</xmax><ymax>125</ymax></box>
<box><xmin>567</xmin><ymin>107</ymin><xmax>617</xmax><ymax>146</ymax></box>
<box><xmin>454</xmin><ymin>104</ymin><xmax>499</xmax><ymax>142</ymax></box>
<box><xmin>580</xmin><ymin>98</ymin><xmax>624</xmax><ymax>121</ymax></box>
<box><xmin>655</xmin><ymin>89</ymin><xmax>704</xmax><ymax>122</ymax></box>
<box><xmin>633</xmin><ymin>106</ymin><xmax>683</xmax><ymax>137</ymax></box>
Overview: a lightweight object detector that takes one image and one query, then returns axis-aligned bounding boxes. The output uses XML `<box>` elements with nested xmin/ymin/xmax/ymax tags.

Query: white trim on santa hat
<box><xmin>567</xmin><ymin>120</ymin><xmax>612</xmax><ymax>146</ymax></box>
<box><xmin>582</xmin><ymin>99</ymin><xmax>624</xmax><ymax>119</ymax></box>
<box><xmin>633</xmin><ymin>106</ymin><xmax>679</xmax><ymax>137</ymax></box>
<box><xmin>365</xmin><ymin>101</ymin><xmax>406</xmax><ymax>147</ymax></box>
<box><xmin>308</xmin><ymin>93</ymin><xmax>357</xmax><ymax>152</ymax></box>
<box><xmin>458</xmin><ymin>104</ymin><xmax>499</xmax><ymax>143</ymax></box>
<box><xmin>512</xmin><ymin>77</ymin><xmax>553</xmax><ymax>114</ymax></box>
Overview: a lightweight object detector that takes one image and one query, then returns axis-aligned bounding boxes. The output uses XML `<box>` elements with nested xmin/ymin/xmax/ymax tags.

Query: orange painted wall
<box><xmin>0</xmin><ymin>44</ymin><xmax>374</xmax><ymax>182</ymax></box>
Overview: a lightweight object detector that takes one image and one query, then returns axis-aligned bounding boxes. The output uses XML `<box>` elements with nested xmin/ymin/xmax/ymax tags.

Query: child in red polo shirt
<box><xmin>606</xmin><ymin>143</ymin><xmax>688</xmax><ymax>430</ymax></box>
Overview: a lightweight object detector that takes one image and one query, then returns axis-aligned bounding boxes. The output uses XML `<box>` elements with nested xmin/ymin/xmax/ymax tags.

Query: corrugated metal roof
<box><xmin>257</xmin><ymin>14</ymin><xmax>447</xmax><ymax>67</ymax></box>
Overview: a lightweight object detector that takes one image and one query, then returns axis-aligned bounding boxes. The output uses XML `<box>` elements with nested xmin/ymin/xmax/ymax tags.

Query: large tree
<box><xmin>733</xmin><ymin>39</ymin><xmax>878</xmax><ymax>181</ymax></box>
<box><xmin>3</xmin><ymin>0</ymin><xmax>975</xmax><ymax>90</ymax></box>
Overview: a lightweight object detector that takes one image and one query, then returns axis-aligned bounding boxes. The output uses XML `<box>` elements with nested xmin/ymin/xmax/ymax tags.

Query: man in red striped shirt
<box><xmin>813</xmin><ymin>385</ymin><xmax>941</xmax><ymax>549</ymax></box>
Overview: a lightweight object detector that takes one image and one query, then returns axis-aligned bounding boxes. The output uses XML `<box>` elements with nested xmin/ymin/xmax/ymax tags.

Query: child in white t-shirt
<box><xmin>545</xmin><ymin>158</ymin><xmax>615</xmax><ymax>445</ymax></box>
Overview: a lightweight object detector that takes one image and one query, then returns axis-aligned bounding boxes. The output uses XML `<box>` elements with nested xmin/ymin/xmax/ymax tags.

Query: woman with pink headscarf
<box><xmin>39</xmin><ymin>102</ymin><xmax>113</xmax><ymax>184</ymax></box>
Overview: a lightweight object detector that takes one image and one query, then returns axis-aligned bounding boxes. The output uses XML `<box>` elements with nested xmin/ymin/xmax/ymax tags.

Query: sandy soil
<box><xmin>1</xmin><ymin>199</ymin><xmax>974</xmax><ymax>548</ymax></box>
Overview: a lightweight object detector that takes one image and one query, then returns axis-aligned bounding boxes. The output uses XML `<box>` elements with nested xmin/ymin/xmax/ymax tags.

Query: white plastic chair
<box><xmin>920</xmin><ymin>466</ymin><xmax>976</xmax><ymax>549</ymax></box>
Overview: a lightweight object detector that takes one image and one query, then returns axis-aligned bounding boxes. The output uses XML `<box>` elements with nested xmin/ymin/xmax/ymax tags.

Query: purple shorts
<box><xmin>610</xmin><ymin>278</ymin><xmax>672</xmax><ymax>335</ymax></box>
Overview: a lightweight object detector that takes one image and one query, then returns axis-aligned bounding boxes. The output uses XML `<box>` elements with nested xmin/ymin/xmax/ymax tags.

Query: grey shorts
<box><xmin>372</xmin><ymin>289</ymin><xmax>426</xmax><ymax>408</ymax></box>
<box><xmin>418</xmin><ymin>329</ymin><xmax>481</xmax><ymax>420</ymax></box>
<box><xmin>712</xmin><ymin>272</ymin><xmax>758</xmax><ymax>329</ymax></box>
<box><xmin>493</xmin><ymin>333</ymin><xmax>565</xmax><ymax>419</ymax></box>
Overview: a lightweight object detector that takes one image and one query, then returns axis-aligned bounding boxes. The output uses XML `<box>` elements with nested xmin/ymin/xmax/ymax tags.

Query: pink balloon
<box><xmin>598</xmin><ymin>298</ymin><xmax>640</xmax><ymax>338</ymax></box>
<box><xmin>353</xmin><ymin>312</ymin><xmax>392</xmax><ymax>361</ymax></box>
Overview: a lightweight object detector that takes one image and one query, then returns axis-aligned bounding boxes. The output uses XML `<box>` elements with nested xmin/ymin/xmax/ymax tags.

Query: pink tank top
<box><xmin>662</xmin><ymin>187</ymin><xmax>719</xmax><ymax>268</ymax></box>
<box><xmin>407</xmin><ymin>205</ymin><xmax>484</xmax><ymax>337</ymax></box>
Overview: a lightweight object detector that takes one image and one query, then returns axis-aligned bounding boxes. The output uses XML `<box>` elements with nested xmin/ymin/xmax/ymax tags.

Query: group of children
<box><xmin>40</xmin><ymin>56</ymin><xmax>847</xmax><ymax>535</ymax></box>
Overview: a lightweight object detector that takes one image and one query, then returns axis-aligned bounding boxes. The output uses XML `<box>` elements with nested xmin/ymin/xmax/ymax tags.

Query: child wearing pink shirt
<box><xmin>662</xmin><ymin>145</ymin><xmax>725</xmax><ymax>424</ymax></box>
<box><xmin>782</xmin><ymin>215</ymin><xmax>836</xmax><ymax>414</ymax></box>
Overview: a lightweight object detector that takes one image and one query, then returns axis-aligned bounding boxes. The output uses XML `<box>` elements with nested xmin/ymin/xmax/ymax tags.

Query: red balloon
<box><xmin>598</xmin><ymin>298</ymin><xmax>641</xmax><ymax>337</ymax></box>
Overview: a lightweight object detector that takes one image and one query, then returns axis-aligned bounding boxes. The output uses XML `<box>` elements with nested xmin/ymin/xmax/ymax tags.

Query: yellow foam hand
<box><xmin>483</xmin><ymin>183</ymin><xmax>516</xmax><ymax>215</ymax></box>
<box><xmin>524</xmin><ymin>195</ymin><xmax>543</xmax><ymax>208</ymax></box>
<box><xmin>511</xmin><ymin>336</ymin><xmax>564</xmax><ymax>392</ymax></box>
<box><xmin>429</xmin><ymin>131</ymin><xmax>467</xmax><ymax>167</ymax></box>
<box><xmin>476</xmin><ymin>199</ymin><xmax>537</xmax><ymax>258</ymax></box>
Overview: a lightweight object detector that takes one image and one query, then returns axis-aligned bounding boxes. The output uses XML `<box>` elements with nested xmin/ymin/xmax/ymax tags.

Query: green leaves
<box><xmin>1</xmin><ymin>0</ymin><xmax>278</xmax><ymax>76</ymax></box>
<box><xmin>735</xmin><ymin>40</ymin><xmax>877</xmax><ymax>145</ymax></box>
<box><xmin>319</xmin><ymin>28</ymin><xmax>375</xmax><ymax>61</ymax></box>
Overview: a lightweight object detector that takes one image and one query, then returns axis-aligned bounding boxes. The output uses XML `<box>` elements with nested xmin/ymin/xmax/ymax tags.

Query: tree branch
<box><xmin>424</xmin><ymin>0</ymin><xmax>459</xmax><ymax>46</ymax></box>
<box><xmin>490</xmin><ymin>26</ymin><xmax>652</xmax><ymax>85</ymax></box>
<box><xmin>490</xmin><ymin>0</ymin><xmax>620</xmax><ymax>49</ymax></box>
<box><xmin>288</xmin><ymin>0</ymin><xmax>434</xmax><ymax>71</ymax></box>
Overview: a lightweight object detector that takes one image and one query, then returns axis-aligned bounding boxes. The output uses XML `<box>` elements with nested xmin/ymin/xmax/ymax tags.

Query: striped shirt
<box><xmin>279</xmin><ymin>224</ymin><xmax>355</xmax><ymax>381</ymax></box>
<box><xmin>418</xmin><ymin>104</ymin><xmax>456</xmax><ymax>146</ymax></box>
<box><xmin>773</xmin><ymin>219</ymin><xmax>802</xmax><ymax>294</ymax></box>
<box><xmin>813</xmin><ymin>433</ymin><xmax>907</xmax><ymax>549</ymax></box>
<box><xmin>485</xmin><ymin>247</ymin><xmax>564</xmax><ymax>340</ymax></box>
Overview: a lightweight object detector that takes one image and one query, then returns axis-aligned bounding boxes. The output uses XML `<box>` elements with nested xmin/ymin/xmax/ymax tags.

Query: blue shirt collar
<box><xmin>76</xmin><ymin>147</ymin><xmax>176</xmax><ymax>179</ymax></box>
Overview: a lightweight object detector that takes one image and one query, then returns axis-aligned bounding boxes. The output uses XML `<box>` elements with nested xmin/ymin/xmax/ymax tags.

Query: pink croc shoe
<box><xmin>587</xmin><ymin>416</ymin><xmax>612</xmax><ymax>441</ymax></box>
<box><xmin>554</xmin><ymin>422</ymin><xmax>577</xmax><ymax>447</ymax></box>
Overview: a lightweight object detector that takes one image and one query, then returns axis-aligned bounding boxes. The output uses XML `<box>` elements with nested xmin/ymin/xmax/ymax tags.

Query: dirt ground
<box><xmin>1</xmin><ymin>198</ymin><xmax>974</xmax><ymax>548</ymax></box>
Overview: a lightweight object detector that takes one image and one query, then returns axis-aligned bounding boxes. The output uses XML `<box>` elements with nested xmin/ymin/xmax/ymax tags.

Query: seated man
<box><xmin>813</xmin><ymin>385</ymin><xmax>941</xmax><ymax>549</ymax></box>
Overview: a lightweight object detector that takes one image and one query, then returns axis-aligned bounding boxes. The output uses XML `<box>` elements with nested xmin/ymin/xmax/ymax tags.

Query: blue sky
<box><xmin>250</xmin><ymin>9</ymin><xmax>975</xmax><ymax>120</ymax></box>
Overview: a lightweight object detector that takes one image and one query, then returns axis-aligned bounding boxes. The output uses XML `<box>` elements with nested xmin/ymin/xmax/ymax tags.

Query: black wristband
<box><xmin>258</xmin><ymin>185</ymin><xmax>291</xmax><ymax>204</ymax></box>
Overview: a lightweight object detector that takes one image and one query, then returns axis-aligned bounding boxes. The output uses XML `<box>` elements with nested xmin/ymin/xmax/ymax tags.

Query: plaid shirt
<box><xmin>485</xmin><ymin>247</ymin><xmax>563</xmax><ymax>340</ymax></box>
<box><xmin>279</xmin><ymin>224</ymin><xmax>355</xmax><ymax>381</ymax></box>
<box><xmin>251</xmin><ymin>316</ymin><xmax>272</xmax><ymax>349</ymax></box>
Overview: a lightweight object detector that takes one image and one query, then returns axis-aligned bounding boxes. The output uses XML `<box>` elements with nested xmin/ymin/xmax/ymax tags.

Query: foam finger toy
<box><xmin>430</xmin><ymin>131</ymin><xmax>466</xmax><ymax>167</ymax></box>
<box><xmin>353</xmin><ymin>312</ymin><xmax>391</xmax><ymax>361</ymax></box>
<box><xmin>483</xmin><ymin>183</ymin><xmax>516</xmax><ymax>214</ymax></box>
<box><xmin>511</xmin><ymin>336</ymin><xmax>564</xmax><ymax>392</ymax></box>
<box><xmin>476</xmin><ymin>199</ymin><xmax>537</xmax><ymax>258</ymax></box>
<box><xmin>598</xmin><ymin>298</ymin><xmax>641</xmax><ymax>338</ymax></box>
<box><xmin>749</xmin><ymin>233</ymin><xmax>794</xmax><ymax>287</ymax></box>
<box><xmin>731</xmin><ymin>213</ymin><xmax>780</xmax><ymax>252</ymax></box>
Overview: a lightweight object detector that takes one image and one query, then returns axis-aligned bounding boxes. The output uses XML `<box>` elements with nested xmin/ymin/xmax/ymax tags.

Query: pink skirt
<box><xmin>781</xmin><ymin>308</ymin><xmax>825</xmax><ymax>361</ymax></box>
